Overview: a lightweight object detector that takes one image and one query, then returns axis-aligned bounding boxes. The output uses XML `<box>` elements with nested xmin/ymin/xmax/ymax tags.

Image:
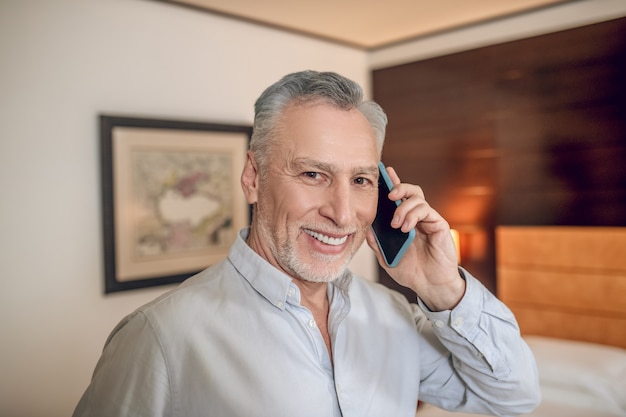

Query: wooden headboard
<box><xmin>496</xmin><ymin>226</ymin><xmax>626</xmax><ymax>349</ymax></box>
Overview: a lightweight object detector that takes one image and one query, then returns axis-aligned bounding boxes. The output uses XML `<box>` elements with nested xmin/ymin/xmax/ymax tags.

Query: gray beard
<box><xmin>280</xmin><ymin>243</ymin><xmax>351</xmax><ymax>283</ymax></box>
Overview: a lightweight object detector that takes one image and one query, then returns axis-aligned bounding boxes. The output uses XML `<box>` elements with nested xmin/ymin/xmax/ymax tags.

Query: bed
<box><xmin>417</xmin><ymin>226</ymin><xmax>626</xmax><ymax>417</ymax></box>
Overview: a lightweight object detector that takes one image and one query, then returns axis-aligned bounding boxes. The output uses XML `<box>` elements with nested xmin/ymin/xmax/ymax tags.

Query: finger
<box><xmin>407</xmin><ymin>206</ymin><xmax>448</xmax><ymax>234</ymax></box>
<box><xmin>384</xmin><ymin>166</ymin><xmax>431</xmax><ymax>230</ymax></box>
<box><xmin>388</xmin><ymin>186</ymin><xmax>427</xmax><ymax>225</ymax></box>
<box><xmin>397</xmin><ymin>200</ymin><xmax>434</xmax><ymax>232</ymax></box>
<box><xmin>386</xmin><ymin>166</ymin><xmax>401</xmax><ymax>186</ymax></box>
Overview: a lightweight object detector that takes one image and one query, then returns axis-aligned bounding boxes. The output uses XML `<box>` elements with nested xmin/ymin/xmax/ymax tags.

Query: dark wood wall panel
<box><xmin>373</xmin><ymin>17</ymin><xmax>626</xmax><ymax>298</ymax></box>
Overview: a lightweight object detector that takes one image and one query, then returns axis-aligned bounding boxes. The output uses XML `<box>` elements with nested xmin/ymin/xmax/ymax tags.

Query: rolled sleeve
<box><xmin>416</xmin><ymin>268</ymin><xmax>541</xmax><ymax>416</ymax></box>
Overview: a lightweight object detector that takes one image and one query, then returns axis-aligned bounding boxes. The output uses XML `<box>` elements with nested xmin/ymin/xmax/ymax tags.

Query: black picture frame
<box><xmin>100</xmin><ymin>115</ymin><xmax>252</xmax><ymax>293</ymax></box>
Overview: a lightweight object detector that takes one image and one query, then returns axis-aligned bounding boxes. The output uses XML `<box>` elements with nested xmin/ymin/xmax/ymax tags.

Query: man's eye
<box><xmin>303</xmin><ymin>172</ymin><xmax>320</xmax><ymax>179</ymax></box>
<box><xmin>354</xmin><ymin>177</ymin><xmax>372</xmax><ymax>186</ymax></box>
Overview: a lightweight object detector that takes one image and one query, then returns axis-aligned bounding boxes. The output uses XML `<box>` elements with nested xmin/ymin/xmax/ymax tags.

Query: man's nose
<box><xmin>320</xmin><ymin>181</ymin><xmax>353</xmax><ymax>227</ymax></box>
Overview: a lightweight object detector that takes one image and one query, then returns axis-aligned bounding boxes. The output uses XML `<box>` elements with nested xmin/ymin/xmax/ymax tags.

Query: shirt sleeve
<box><xmin>72</xmin><ymin>312</ymin><xmax>172</xmax><ymax>417</ymax></box>
<box><xmin>414</xmin><ymin>268</ymin><xmax>541</xmax><ymax>416</ymax></box>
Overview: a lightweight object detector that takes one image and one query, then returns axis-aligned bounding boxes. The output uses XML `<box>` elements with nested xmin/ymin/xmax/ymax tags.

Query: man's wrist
<box><xmin>418</xmin><ymin>268</ymin><xmax>466</xmax><ymax>312</ymax></box>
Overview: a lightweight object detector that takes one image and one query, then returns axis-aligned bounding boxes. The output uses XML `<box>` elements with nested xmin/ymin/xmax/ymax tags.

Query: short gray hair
<box><xmin>250</xmin><ymin>70</ymin><xmax>387</xmax><ymax>171</ymax></box>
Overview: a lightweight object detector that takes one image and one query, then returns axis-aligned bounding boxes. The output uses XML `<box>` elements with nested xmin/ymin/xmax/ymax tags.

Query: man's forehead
<box><xmin>269</xmin><ymin>102</ymin><xmax>379</xmax><ymax>165</ymax></box>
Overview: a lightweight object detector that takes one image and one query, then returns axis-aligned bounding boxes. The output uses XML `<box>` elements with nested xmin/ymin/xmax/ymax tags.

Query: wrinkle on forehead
<box><xmin>268</xmin><ymin>102</ymin><xmax>380</xmax><ymax>174</ymax></box>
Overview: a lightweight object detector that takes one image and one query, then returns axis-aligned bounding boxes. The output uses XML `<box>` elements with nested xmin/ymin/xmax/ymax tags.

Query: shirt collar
<box><xmin>228</xmin><ymin>228</ymin><xmax>353</xmax><ymax>310</ymax></box>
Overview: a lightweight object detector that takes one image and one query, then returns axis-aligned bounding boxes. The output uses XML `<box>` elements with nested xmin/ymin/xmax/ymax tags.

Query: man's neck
<box><xmin>293</xmin><ymin>279</ymin><xmax>329</xmax><ymax>312</ymax></box>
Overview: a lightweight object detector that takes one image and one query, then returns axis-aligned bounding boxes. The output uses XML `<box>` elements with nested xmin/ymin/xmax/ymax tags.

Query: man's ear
<box><xmin>241</xmin><ymin>150</ymin><xmax>259</xmax><ymax>204</ymax></box>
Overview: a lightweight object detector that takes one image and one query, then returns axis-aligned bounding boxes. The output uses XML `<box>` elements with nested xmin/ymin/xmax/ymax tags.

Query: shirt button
<box><xmin>276</xmin><ymin>301</ymin><xmax>284</xmax><ymax>309</ymax></box>
<box><xmin>288</xmin><ymin>287</ymin><xmax>295</xmax><ymax>297</ymax></box>
<box><xmin>454</xmin><ymin>317</ymin><xmax>464</xmax><ymax>327</ymax></box>
<box><xmin>434</xmin><ymin>320</ymin><xmax>444</xmax><ymax>328</ymax></box>
<box><xmin>308</xmin><ymin>319</ymin><xmax>316</xmax><ymax>328</ymax></box>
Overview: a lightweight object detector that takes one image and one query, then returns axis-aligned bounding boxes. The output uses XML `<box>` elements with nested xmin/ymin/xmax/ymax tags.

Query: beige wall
<box><xmin>0</xmin><ymin>1</ymin><xmax>369</xmax><ymax>416</ymax></box>
<box><xmin>1</xmin><ymin>0</ymin><xmax>624</xmax><ymax>416</ymax></box>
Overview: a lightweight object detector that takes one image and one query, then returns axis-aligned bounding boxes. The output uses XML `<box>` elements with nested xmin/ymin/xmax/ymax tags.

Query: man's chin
<box><xmin>282</xmin><ymin>239</ymin><xmax>357</xmax><ymax>283</ymax></box>
<box><xmin>296</xmin><ymin>256</ymin><xmax>351</xmax><ymax>283</ymax></box>
<box><xmin>297</xmin><ymin>273</ymin><xmax>341</xmax><ymax>284</ymax></box>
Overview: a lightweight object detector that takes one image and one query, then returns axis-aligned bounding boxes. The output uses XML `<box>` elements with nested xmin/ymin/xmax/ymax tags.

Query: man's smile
<box><xmin>304</xmin><ymin>229</ymin><xmax>349</xmax><ymax>246</ymax></box>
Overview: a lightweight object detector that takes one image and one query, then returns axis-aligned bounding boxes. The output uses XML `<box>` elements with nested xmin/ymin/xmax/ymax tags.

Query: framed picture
<box><xmin>100</xmin><ymin>115</ymin><xmax>252</xmax><ymax>293</ymax></box>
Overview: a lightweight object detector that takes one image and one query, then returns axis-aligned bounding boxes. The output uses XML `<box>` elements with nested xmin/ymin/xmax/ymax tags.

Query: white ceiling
<box><xmin>167</xmin><ymin>0</ymin><xmax>570</xmax><ymax>49</ymax></box>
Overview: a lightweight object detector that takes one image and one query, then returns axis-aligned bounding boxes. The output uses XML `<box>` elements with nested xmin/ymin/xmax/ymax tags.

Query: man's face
<box><xmin>244</xmin><ymin>102</ymin><xmax>380</xmax><ymax>283</ymax></box>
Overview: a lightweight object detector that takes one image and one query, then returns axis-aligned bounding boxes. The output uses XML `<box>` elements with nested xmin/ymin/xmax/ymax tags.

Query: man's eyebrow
<box><xmin>291</xmin><ymin>158</ymin><xmax>334</xmax><ymax>173</ymax></box>
<box><xmin>358</xmin><ymin>165</ymin><xmax>379</xmax><ymax>177</ymax></box>
<box><xmin>291</xmin><ymin>157</ymin><xmax>378</xmax><ymax>177</ymax></box>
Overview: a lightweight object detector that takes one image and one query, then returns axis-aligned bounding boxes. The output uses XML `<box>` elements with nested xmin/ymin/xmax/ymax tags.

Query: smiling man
<box><xmin>245</xmin><ymin>102</ymin><xmax>379</xmax><ymax>280</ymax></box>
<box><xmin>73</xmin><ymin>71</ymin><xmax>540</xmax><ymax>417</ymax></box>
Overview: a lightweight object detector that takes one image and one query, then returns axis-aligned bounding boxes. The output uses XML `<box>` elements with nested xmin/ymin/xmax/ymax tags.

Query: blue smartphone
<box><xmin>371</xmin><ymin>162</ymin><xmax>416</xmax><ymax>267</ymax></box>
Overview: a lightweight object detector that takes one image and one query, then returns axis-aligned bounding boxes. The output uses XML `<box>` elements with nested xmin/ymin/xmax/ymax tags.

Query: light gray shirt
<box><xmin>73</xmin><ymin>229</ymin><xmax>539</xmax><ymax>417</ymax></box>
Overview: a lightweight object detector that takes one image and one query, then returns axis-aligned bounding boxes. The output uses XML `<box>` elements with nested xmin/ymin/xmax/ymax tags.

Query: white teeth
<box><xmin>305</xmin><ymin>230</ymin><xmax>348</xmax><ymax>246</ymax></box>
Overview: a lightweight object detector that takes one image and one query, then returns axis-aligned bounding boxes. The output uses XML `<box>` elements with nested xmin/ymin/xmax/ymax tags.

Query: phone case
<box><xmin>371</xmin><ymin>162</ymin><xmax>416</xmax><ymax>267</ymax></box>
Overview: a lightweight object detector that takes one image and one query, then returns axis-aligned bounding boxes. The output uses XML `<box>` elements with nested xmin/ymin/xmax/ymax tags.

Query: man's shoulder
<box><xmin>132</xmin><ymin>259</ymin><xmax>240</xmax><ymax>323</ymax></box>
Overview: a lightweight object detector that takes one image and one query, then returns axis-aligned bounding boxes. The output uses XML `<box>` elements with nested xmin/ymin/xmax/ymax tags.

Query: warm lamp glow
<box><xmin>450</xmin><ymin>229</ymin><xmax>461</xmax><ymax>263</ymax></box>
